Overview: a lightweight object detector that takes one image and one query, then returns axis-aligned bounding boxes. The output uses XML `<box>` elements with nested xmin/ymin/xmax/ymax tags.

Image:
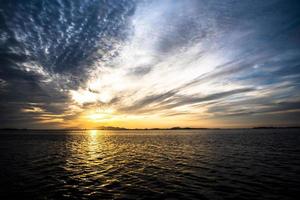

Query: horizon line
<box><xmin>1</xmin><ymin>126</ymin><xmax>300</xmax><ymax>131</ymax></box>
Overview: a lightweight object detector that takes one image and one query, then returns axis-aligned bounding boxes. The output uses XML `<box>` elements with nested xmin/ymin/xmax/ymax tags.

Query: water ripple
<box><xmin>0</xmin><ymin>129</ymin><xmax>299</xmax><ymax>199</ymax></box>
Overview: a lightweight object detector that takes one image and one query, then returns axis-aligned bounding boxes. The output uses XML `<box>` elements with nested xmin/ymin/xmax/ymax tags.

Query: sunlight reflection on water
<box><xmin>0</xmin><ymin>129</ymin><xmax>299</xmax><ymax>199</ymax></box>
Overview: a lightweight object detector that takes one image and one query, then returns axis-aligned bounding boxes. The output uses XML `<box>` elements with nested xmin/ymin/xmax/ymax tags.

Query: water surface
<box><xmin>0</xmin><ymin>129</ymin><xmax>299</xmax><ymax>199</ymax></box>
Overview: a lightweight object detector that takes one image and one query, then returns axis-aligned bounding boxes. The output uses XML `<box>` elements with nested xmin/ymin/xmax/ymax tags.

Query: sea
<box><xmin>0</xmin><ymin>129</ymin><xmax>299</xmax><ymax>200</ymax></box>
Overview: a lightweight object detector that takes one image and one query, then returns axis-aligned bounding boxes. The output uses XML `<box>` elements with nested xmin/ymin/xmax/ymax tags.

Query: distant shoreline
<box><xmin>1</xmin><ymin>126</ymin><xmax>300</xmax><ymax>131</ymax></box>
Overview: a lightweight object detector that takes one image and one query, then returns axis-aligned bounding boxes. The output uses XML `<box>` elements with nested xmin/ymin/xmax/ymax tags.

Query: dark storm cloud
<box><xmin>0</xmin><ymin>0</ymin><xmax>136</xmax><ymax>128</ymax></box>
<box><xmin>1</xmin><ymin>0</ymin><xmax>135</xmax><ymax>74</ymax></box>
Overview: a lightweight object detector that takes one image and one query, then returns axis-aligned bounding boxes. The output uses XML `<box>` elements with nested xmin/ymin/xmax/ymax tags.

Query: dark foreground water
<box><xmin>0</xmin><ymin>129</ymin><xmax>299</xmax><ymax>200</ymax></box>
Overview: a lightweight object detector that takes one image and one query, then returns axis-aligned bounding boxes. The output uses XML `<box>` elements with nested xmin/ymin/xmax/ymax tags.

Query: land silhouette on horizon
<box><xmin>1</xmin><ymin>126</ymin><xmax>300</xmax><ymax>131</ymax></box>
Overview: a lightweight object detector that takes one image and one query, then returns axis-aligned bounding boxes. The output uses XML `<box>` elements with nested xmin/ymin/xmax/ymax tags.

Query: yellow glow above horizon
<box><xmin>83</xmin><ymin>107</ymin><xmax>114</xmax><ymax>121</ymax></box>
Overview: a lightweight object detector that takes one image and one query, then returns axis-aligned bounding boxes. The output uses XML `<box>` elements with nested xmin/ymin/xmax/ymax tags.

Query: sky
<box><xmin>1</xmin><ymin>0</ymin><xmax>300</xmax><ymax>129</ymax></box>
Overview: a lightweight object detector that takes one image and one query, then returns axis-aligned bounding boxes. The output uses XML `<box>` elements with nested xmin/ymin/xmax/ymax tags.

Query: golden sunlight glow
<box><xmin>86</xmin><ymin>108</ymin><xmax>115</xmax><ymax>122</ymax></box>
<box><xmin>89</xmin><ymin>129</ymin><xmax>100</xmax><ymax>137</ymax></box>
